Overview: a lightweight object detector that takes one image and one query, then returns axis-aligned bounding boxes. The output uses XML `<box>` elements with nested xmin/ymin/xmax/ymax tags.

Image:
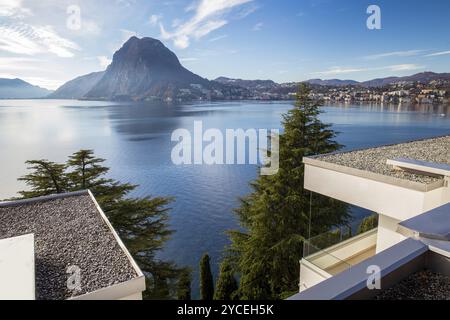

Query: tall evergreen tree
<box><xmin>15</xmin><ymin>150</ymin><xmax>181</xmax><ymax>300</ymax></box>
<box><xmin>177</xmin><ymin>269</ymin><xmax>192</xmax><ymax>300</ymax></box>
<box><xmin>199</xmin><ymin>254</ymin><xmax>214</xmax><ymax>300</ymax></box>
<box><xmin>214</xmin><ymin>260</ymin><xmax>238</xmax><ymax>300</ymax></box>
<box><xmin>226</xmin><ymin>84</ymin><xmax>350</xmax><ymax>300</ymax></box>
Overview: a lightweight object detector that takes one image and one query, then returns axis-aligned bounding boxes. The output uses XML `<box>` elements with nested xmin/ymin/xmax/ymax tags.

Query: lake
<box><xmin>0</xmin><ymin>99</ymin><xmax>449</xmax><ymax>296</ymax></box>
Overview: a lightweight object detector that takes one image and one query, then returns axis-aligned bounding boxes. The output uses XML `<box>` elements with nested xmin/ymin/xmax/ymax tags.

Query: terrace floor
<box><xmin>325</xmin><ymin>246</ymin><xmax>377</xmax><ymax>276</ymax></box>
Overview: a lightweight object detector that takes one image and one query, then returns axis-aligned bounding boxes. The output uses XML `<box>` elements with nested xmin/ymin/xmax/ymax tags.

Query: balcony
<box><xmin>299</xmin><ymin>222</ymin><xmax>378</xmax><ymax>292</ymax></box>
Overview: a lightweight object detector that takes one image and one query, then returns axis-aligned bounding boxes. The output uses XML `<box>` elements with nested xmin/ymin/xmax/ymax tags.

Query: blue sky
<box><xmin>1</xmin><ymin>0</ymin><xmax>450</xmax><ymax>89</ymax></box>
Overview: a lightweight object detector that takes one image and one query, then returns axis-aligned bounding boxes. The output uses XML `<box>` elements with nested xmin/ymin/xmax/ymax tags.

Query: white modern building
<box><xmin>289</xmin><ymin>135</ymin><xmax>450</xmax><ymax>300</ymax></box>
<box><xmin>0</xmin><ymin>190</ymin><xmax>146</xmax><ymax>300</ymax></box>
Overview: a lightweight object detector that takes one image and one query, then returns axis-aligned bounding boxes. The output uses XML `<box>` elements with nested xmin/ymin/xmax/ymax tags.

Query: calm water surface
<box><xmin>0</xmin><ymin>99</ymin><xmax>449</xmax><ymax>295</ymax></box>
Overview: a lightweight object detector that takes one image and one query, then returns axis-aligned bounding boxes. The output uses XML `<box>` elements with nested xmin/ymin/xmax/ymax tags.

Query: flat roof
<box><xmin>0</xmin><ymin>191</ymin><xmax>140</xmax><ymax>300</ymax></box>
<box><xmin>374</xmin><ymin>270</ymin><xmax>450</xmax><ymax>300</ymax></box>
<box><xmin>306</xmin><ymin>135</ymin><xmax>450</xmax><ymax>188</ymax></box>
<box><xmin>399</xmin><ymin>203</ymin><xmax>450</xmax><ymax>241</ymax></box>
<box><xmin>0</xmin><ymin>234</ymin><xmax>35</xmax><ymax>300</ymax></box>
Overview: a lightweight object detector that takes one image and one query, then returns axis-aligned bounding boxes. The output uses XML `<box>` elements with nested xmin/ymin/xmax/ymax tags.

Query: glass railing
<box><xmin>303</xmin><ymin>238</ymin><xmax>353</xmax><ymax>274</ymax></box>
<box><xmin>303</xmin><ymin>227</ymin><xmax>353</xmax><ymax>257</ymax></box>
<box><xmin>302</xmin><ymin>214</ymin><xmax>378</xmax><ymax>275</ymax></box>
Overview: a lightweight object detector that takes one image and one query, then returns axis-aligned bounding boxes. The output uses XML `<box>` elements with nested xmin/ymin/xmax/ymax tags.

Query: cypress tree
<box><xmin>199</xmin><ymin>254</ymin><xmax>214</xmax><ymax>300</ymax></box>
<box><xmin>177</xmin><ymin>269</ymin><xmax>192</xmax><ymax>300</ymax></box>
<box><xmin>214</xmin><ymin>260</ymin><xmax>238</xmax><ymax>300</ymax></box>
<box><xmin>227</xmin><ymin>84</ymin><xmax>350</xmax><ymax>300</ymax></box>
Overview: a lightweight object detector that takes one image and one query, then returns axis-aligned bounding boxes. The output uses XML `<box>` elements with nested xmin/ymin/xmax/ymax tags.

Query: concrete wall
<box><xmin>300</xmin><ymin>161</ymin><xmax>450</xmax><ymax>294</ymax></box>
<box><xmin>299</xmin><ymin>260</ymin><xmax>331</xmax><ymax>292</ymax></box>
<box><xmin>0</xmin><ymin>234</ymin><xmax>35</xmax><ymax>300</ymax></box>
<box><xmin>376</xmin><ymin>215</ymin><xmax>407</xmax><ymax>253</ymax></box>
<box><xmin>304</xmin><ymin>164</ymin><xmax>444</xmax><ymax>221</ymax></box>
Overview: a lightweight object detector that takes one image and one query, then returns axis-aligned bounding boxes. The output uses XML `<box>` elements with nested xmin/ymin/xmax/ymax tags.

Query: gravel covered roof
<box><xmin>0</xmin><ymin>192</ymin><xmax>139</xmax><ymax>300</ymax></box>
<box><xmin>316</xmin><ymin>135</ymin><xmax>450</xmax><ymax>184</ymax></box>
<box><xmin>374</xmin><ymin>270</ymin><xmax>450</xmax><ymax>300</ymax></box>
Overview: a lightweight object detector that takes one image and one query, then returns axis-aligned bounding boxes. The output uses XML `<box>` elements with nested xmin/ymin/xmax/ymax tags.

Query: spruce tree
<box><xmin>199</xmin><ymin>254</ymin><xmax>214</xmax><ymax>300</ymax></box>
<box><xmin>227</xmin><ymin>84</ymin><xmax>350</xmax><ymax>300</ymax></box>
<box><xmin>214</xmin><ymin>260</ymin><xmax>238</xmax><ymax>300</ymax></box>
<box><xmin>177</xmin><ymin>269</ymin><xmax>192</xmax><ymax>300</ymax></box>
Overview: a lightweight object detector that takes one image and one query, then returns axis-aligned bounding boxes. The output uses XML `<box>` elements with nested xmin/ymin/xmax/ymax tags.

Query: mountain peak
<box><xmin>112</xmin><ymin>36</ymin><xmax>181</xmax><ymax>69</ymax></box>
<box><xmin>83</xmin><ymin>37</ymin><xmax>210</xmax><ymax>101</ymax></box>
<box><xmin>122</xmin><ymin>36</ymin><xmax>164</xmax><ymax>47</ymax></box>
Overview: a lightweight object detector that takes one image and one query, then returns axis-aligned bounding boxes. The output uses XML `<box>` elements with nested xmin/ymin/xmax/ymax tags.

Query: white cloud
<box><xmin>236</xmin><ymin>3</ymin><xmax>259</xmax><ymax>18</ymax></box>
<box><xmin>364</xmin><ymin>50</ymin><xmax>424</xmax><ymax>60</ymax></box>
<box><xmin>160</xmin><ymin>0</ymin><xmax>253</xmax><ymax>49</ymax></box>
<box><xmin>311</xmin><ymin>66</ymin><xmax>369</xmax><ymax>76</ymax></box>
<box><xmin>388</xmin><ymin>64</ymin><xmax>424</xmax><ymax>71</ymax></box>
<box><xmin>0</xmin><ymin>23</ymin><xmax>80</xmax><ymax>57</ymax></box>
<box><xmin>425</xmin><ymin>50</ymin><xmax>450</xmax><ymax>57</ymax></box>
<box><xmin>312</xmin><ymin>64</ymin><xmax>424</xmax><ymax>76</ymax></box>
<box><xmin>149</xmin><ymin>14</ymin><xmax>162</xmax><ymax>26</ymax></box>
<box><xmin>209</xmin><ymin>34</ymin><xmax>228</xmax><ymax>42</ymax></box>
<box><xmin>0</xmin><ymin>0</ymin><xmax>31</xmax><ymax>17</ymax></box>
<box><xmin>97</xmin><ymin>56</ymin><xmax>112</xmax><ymax>69</ymax></box>
<box><xmin>252</xmin><ymin>22</ymin><xmax>263</xmax><ymax>31</ymax></box>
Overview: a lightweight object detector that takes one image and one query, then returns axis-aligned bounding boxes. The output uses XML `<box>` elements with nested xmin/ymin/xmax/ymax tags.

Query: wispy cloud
<box><xmin>252</xmin><ymin>22</ymin><xmax>263</xmax><ymax>31</ymax></box>
<box><xmin>312</xmin><ymin>64</ymin><xmax>424</xmax><ymax>76</ymax></box>
<box><xmin>425</xmin><ymin>50</ymin><xmax>450</xmax><ymax>57</ymax></box>
<box><xmin>0</xmin><ymin>0</ymin><xmax>31</xmax><ymax>17</ymax></box>
<box><xmin>311</xmin><ymin>66</ymin><xmax>369</xmax><ymax>76</ymax></box>
<box><xmin>0</xmin><ymin>23</ymin><xmax>80</xmax><ymax>57</ymax></box>
<box><xmin>364</xmin><ymin>50</ymin><xmax>424</xmax><ymax>60</ymax></box>
<box><xmin>236</xmin><ymin>3</ymin><xmax>259</xmax><ymax>18</ymax></box>
<box><xmin>159</xmin><ymin>0</ymin><xmax>253</xmax><ymax>49</ymax></box>
<box><xmin>388</xmin><ymin>64</ymin><xmax>424</xmax><ymax>71</ymax></box>
<box><xmin>209</xmin><ymin>34</ymin><xmax>228</xmax><ymax>42</ymax></box>
<box><xmin>149</xmin><ymin>14</ymin><xmax>162</xmax><ymax>26</ymax></box>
